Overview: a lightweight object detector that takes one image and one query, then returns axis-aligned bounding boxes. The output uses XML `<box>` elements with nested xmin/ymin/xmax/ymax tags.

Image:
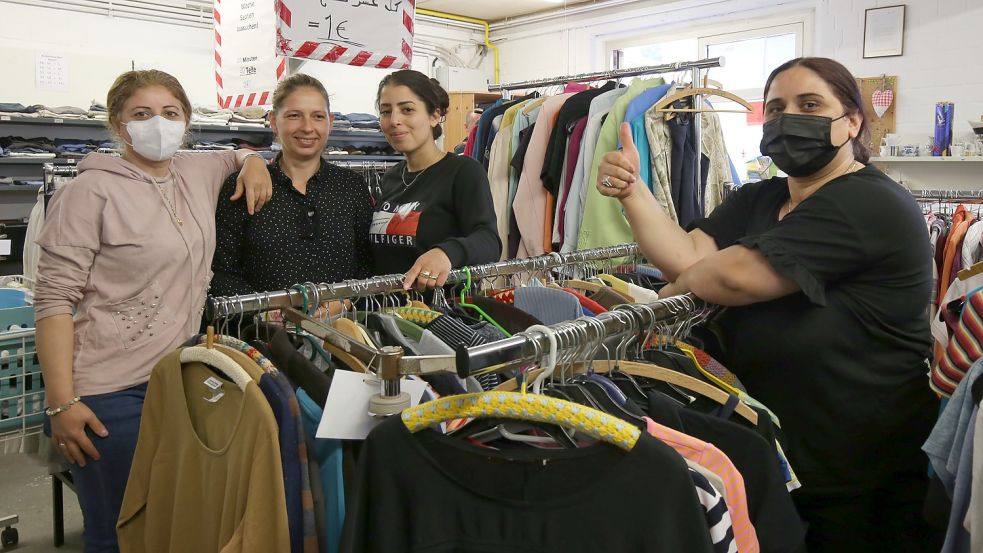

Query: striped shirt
<box><xmin>933</xmin><ymin>289</ymin><xmax>983</xmax><ymax>396</ymax></box>
<box><xmin>645</xmin><ymin>417</ymin><xmax>759</xmax><ymax>553</ymax></box>
<box><xmin>689</xmin><ymin>467</ymin><xmax>738</xmax><ymax>553</ymax></box>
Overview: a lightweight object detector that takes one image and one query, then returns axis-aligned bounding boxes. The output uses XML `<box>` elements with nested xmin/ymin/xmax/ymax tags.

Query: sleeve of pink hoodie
<box><xmin>174</xmin><ymin>151</ymin><xmax>239</xmax><ymax>201</ymax></box>
<box><xmin>34</xmin><ymin>175</ymin><xmax>106</xmax><ymax>320</ymax></box>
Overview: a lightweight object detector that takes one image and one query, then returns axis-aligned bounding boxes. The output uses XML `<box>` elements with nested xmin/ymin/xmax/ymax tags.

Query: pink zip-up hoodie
<box><xmin>34</xmin><ymin>151</ymin><xmax>238</xmax><ymax>396</ymax></box>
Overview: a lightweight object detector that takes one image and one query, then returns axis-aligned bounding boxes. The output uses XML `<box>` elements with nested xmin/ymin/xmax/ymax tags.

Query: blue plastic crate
<box><xmin>0</xmin><ymin>306</ymin><xmax>42</xmax><ymax>435</ymax></box>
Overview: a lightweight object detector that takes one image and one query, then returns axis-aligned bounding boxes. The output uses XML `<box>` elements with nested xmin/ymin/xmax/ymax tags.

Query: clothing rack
<box><xmin>454</xmin><ymin>294</ymin><xmax>712</xmax><ymax>378</ymax></box>
<box><xmin>910</xmin><ymin>189</ymin><xmax>983</xmax><ymax>200</ymax></box>
<box><xmin>489</xmin><ymin>57</ymin><xmax>724</xmax><ymax>218</ymax></box>
<box><xmin>42</xmin><ymin>161</ymin><xmax>78</xmax><ymax>211</ymax></box>
<box><xmin>487</xmin><ymin>57</ymin><xmax>724</xmax><ymax>91</ymax></box>
<box><xmin>205</xmin><ymin>243</ymin><xmax>640</xmax><ymax>320</ymax></box>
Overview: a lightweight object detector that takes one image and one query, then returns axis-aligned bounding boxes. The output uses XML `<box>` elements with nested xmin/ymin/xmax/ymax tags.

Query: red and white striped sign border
<box><xmin>213</xmin><ymin>0</ymin><xmax>284</xmax><ymax>109</ymax></box>
<box><xmin>275</xmin><ymin>0</ymin><xmax>414</xmax><ymax>69</ymax></box>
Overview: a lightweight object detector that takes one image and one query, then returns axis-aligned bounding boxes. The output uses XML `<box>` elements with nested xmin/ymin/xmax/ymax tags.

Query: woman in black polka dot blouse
<box><xmin>210</xmin><ymin>74</ymin><xmax>375</xmax><ymax>299</ymax></box>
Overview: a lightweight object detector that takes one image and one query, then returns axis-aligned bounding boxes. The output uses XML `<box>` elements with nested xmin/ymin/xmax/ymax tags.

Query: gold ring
<box><xmin>419</xmin><ymin>271</ymin><xmax>432</xmax><ymax>279</ymax></box>
<box><xmin>58</xmin><ymin>442</ymin><xmax>67</xmax><ymax>447</ymax></box>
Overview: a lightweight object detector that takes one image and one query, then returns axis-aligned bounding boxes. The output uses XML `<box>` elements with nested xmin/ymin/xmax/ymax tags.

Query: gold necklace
<box><xmin>786</xmin><ymin>161</ymin><xmax>859</xmax><ymax>216</ymax></box>
<box><xmin>401</xmin><ymin>153</ymin><xmax>444</xmax><ymax>189</ymax></box>
<box><xmin>151</xmin><ymin>174</ymin><xmax>183</xmax><ymax>226</ymax></box>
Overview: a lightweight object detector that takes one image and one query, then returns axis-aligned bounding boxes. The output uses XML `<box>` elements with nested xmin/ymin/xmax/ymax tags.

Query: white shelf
<box><xmin>870</xmin><ymin>156</ymin><xmax>983</xmax><ymax>162</ymax></box>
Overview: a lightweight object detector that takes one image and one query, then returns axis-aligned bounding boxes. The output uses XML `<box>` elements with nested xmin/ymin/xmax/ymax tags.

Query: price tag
<box><xmin>229</xmin><ymin>126</ymin><xmax>239</xmax><ymax>131</ymax></box>
<box><xmin>53</xmin><ymin>118</ymin><xmax>64</xmax><ymax>123</ymax></box>
<box><xmin>0</xmin><ymin>240</ymin><xmax>10</xmax><ymax>256</ymax></box>
<box><xmin>0</xmin><ymin>116</ymin><xmax>9</xmax><ymax>121</ymax></box>
<box><xmin>317</xmin><ymin>370</ymin><xmax>428</xmax><ymax>440</ymax></box>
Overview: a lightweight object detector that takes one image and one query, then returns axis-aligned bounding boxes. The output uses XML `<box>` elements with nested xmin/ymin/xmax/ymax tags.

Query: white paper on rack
<box><xmin>317</xmin><ymin>369</ymin><xmax>427</xmax><ymax>440</ymax></box>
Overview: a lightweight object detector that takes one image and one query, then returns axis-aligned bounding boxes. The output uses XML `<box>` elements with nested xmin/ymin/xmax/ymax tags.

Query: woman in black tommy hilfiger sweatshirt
<box><xmin>370</xmin><ymin>70</ymin><xmax>501</xmax><ymax>290</ymax></box>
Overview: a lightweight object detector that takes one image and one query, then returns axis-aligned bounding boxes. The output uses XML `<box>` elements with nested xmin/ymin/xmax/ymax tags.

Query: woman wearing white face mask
<box><xmin>32</xmin><ymin>69</ymin><xmax>272</xmax><ymax>553</ymax></box>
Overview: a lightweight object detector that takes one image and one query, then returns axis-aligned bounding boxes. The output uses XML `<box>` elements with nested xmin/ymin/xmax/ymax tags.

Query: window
<box><xmin>611</xmin><ymin>20</ymin><xmax>805</xmax><ymax>181</ymax></box>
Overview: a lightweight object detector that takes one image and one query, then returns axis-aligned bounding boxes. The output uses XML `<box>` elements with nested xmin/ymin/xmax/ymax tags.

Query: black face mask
<box><xmin>759</xmin><ymin>113</ymin><xmax>850</xmax><ymax>177</ymax></box>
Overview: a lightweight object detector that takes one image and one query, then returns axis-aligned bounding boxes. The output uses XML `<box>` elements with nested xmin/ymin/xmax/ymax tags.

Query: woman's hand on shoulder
<box><xmin>230</xmin><ymin>155</ymin><xmax>273</xmax><ymax>215</ymax></box>
<box><xmin>403</xmin><ymin>248</ymin><xmax>453</xmax><ymax>291</ymax></box>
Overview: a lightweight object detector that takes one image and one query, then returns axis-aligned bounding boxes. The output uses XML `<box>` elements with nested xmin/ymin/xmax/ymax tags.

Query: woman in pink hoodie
<box><xmin>33</xmin><ymin>69</ymin><xmax>272</xmax><ymax>553</ymax></box>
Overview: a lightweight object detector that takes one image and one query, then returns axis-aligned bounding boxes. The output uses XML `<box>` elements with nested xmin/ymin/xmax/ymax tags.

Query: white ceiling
<box><xmin>416</xmin><ymin>0</ymin><xmax>596</xmax><ymax>22</ymax></box>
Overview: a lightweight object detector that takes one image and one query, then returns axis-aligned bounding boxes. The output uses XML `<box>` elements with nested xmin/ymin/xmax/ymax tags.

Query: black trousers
<box><xmin>793</xmin><ymin>473</ymin><xmax>945</xmax><ymax>553</ymax></box>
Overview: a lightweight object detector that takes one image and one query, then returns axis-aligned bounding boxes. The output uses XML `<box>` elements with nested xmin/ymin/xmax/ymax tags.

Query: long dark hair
<box><xmin>763</xmin><ymin>57</ymin><xmax>871</xmax><ymax>164</ymax></box>
<box><xmin>376</xmin><ymin>70</ymin><xmax>450</xmax><ymax>140</ymax></box>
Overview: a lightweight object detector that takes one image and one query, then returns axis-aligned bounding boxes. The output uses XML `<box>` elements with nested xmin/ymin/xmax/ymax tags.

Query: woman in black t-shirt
<box><xmin>597</xmin><ymin>57</ymin><xmax>941</xmax><ymax>552</ymax></box>
<box><xmin>371</xmin><ymin>70</ymin><xmax>501</xmax><ymax>290</ymax></box>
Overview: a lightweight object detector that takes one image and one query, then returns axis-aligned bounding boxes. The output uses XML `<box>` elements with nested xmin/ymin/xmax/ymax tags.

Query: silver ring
<box><xmin>58</xmin><ymin>442</ymin><xmax>67</xmax><ymax>447</ymax></box>
<box><xmin>601</xmin><ymin>176</ymin><xmax>613</xmax><ymax>188</ymax></box>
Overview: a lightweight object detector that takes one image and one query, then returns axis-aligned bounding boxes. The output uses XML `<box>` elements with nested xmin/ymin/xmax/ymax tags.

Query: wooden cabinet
<box><xmin>443</xmin><ymin>91</ymin><xmax>501</xmax><ymax>153</ymax></box>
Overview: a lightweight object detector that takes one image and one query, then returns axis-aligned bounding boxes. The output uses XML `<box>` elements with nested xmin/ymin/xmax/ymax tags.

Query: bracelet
<box><xmin>241</xmin><ymin>152</ymin><xmax>265</xmax><ymax>163</ymax></box>
<box><xmin>45</xmin><ymin>396</ymin><xmax>81</xmax><ymax>417</ymax></box>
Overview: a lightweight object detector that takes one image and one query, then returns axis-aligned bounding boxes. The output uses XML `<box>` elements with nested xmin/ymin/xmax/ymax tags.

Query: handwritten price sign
<box><xmin>274</xmin><ymin>0</ymin><xmax>415</xmax><ymax>69</ymax></box>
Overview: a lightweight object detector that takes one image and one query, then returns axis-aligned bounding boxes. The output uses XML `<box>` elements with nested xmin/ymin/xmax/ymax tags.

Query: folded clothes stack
<box><xmin>88</xmin><ymin>101</ymin><xmax>108</xmax><ymax>121</ymax></box>
<box><xmin>0</xmin><ymin>135</ymin><xmax>58</xmax><ymax>157</ymax></box>
<box><xmin>37</xmin><ymin>106</ymin><xmax>89</xmax><ymax>119</ymax></box>
<box><xmin>192</xmin><ymin>106</ymin><xmax>234</xmax><ymax>125</ymax></box>
<box><xmin>0</xmin><ymin>103</ymin><xmax>42</xmax><ymax>119</ymax></box>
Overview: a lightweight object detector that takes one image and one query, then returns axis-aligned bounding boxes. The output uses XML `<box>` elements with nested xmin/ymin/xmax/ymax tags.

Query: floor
<box><xmin>0</xmin><ymin>452</ymin><xmax>82</xmax><ymax>552</ymax></box>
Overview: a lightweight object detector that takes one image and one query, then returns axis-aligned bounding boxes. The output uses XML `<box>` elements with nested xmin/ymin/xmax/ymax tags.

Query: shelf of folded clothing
<box><xmin>328</xmin><ymin>130</ymin><xmax>388</xmax><ymax>142</ymax></box>
<box><xmin>0</xmin><ymin>116</ymin><xmax>107</xmax><ymax>127</ymax></box>
<box><xmin>870</xmin><ymin>156</ymin><xmax>983</xmax><ymax>162</ymax></box>
<box><xmin>0</xmin><ymin>157</ymin><xmax>63</xmax><ymax>164</ymax></box>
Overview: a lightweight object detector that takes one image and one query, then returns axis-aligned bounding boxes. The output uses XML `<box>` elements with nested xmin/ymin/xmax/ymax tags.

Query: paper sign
<box><xmin>0</xmin><ymin>241</ymin><xmax>11</xmax><ymax>256</ymax></box>
<box><xmin>36</xmin><ymin>54</ymin><xmax>68</xmax><ymax>91</ymax></box>
<box><xmin>213</xmin><ymin>0</ymin><xmax>286</xmax><ymax>109</ymax></box>
<box><xmin>274</xmin><ymin>0</ymin><xmax>414</xmax><ymax>69</ymax></box>
<box><xmin>317</xmin><ymin>370</ymin><xmax>427</xmax><ymax>440</ymax></box>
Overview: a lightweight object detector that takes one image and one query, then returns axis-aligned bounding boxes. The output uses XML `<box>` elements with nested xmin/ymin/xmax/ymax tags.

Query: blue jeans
<box><xmin>46</xmin><ymin>383</ymin><xmax>147</xmax><ymax>553</ymax></box>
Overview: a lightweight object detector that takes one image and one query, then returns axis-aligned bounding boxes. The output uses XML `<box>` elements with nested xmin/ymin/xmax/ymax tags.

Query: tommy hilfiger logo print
<box><xmin>370</xmin><ymin>201</ymin><xmax>423</xmax><ymax>246</ymax></box>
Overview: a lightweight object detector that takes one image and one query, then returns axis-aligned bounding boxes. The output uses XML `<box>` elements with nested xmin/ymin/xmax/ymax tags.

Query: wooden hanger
<box><xmin>959</xmin><ymin>260</ymin><xmax>983</xmax><ymax>281</ymax></box>
<box><xmin>282</xmin><ymin>307</ymin><xmax>372</xmax><ymax>373</ymax></box>
<box><xmin>654</xmin><ymin>86</ymin><xmax>753</xmax><ymax>114</ymax></box>
<box><xmin>560</xmin><ymin>279</ymin><xmax>604</xmax><ymax>294</ymax></box>
<box><xmin>589</xmin><ymin>360</ymin><xmax>758</xmax><ymax>425</ymax></box>
<box><xmin>492</xmin><ymin>361</ymin><xmax>757</xmax><ymax>426</ymax></box>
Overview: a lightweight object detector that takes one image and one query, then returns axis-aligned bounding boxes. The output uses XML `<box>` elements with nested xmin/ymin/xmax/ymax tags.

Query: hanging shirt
<box><xmin>691</xmin><ymin>165</ymin><xmax>938</xmax><ymax>497</ymax></box>
<box><xmin>117</xmin><ymin>350</ymin><xmax>290</xmax><ymax>552</ymax></box>
<box><xmin>513</xmin><ymin>93</ymin><xmax>576</xmax><ymax>258</ymax></box>
<box><xmin>341</xmin><ymin>415</ymin><xmax>715</xmax><ymax>553</ymax></box>
<box><xmin>644</xmin><ymin>417</ymin><xmax>759</xmax><ymax>553</ymax></box>
<box><xmin>210</xmin><ymin>156</ymin><xmax>374</xmax><ymax>297</ymax></box>
<box><xmin>541</xmin><ymin>82</ymin><xmax>618</xmax><ymax>196</ymax></box>
<box><xmin>562</xmin><ymin>87</ymin><xmax>629</xmax><ymax>253</ymax></box>
<box><xmin>555</xmin><ymin>117</ymin><xmax>590</xmax><ymax>245</ymax></box>
<box><xmin>578</xmin><ymin>77</ymin><xmax>665</xmax><ymax>251</ymax></box>
<box><xmin>623</xmin><ymin>83</ymin><xmax>673</xmax><ymax>191</ymax></box>
<box><xmin>370</xmin><ymin>153</ymin><xmax>501</xmax><ymax>275</ymax></box>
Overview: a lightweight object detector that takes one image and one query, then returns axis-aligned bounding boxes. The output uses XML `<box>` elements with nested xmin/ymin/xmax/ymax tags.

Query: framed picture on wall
<box><xmin>863</xmin><ymin>5</ymin><xmax>906</xmax><ymax>58</ymax></box>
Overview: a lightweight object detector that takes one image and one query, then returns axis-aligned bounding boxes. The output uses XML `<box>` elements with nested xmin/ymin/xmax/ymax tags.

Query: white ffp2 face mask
<box><xmin>124</xmin><ymin>116</ymin><xmax>186</xmax><ymax>161</ymax></box>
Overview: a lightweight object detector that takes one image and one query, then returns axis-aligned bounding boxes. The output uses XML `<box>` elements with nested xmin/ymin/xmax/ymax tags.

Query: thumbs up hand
<box><xmin>597</xmin><ymin>123</ymin><xmax>644</xmax><ymax>201</ymax></box>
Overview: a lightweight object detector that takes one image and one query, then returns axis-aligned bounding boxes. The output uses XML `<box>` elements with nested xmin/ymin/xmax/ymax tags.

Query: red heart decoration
<box><xmin>871</xmin><ymin>89</ymin><xmax>894</xmax><ymax>118</ymax></box>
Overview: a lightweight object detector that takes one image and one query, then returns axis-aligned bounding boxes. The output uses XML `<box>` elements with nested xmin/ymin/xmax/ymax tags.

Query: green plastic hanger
<box><xmin>458</xmin><ymin>266</ymin><xmax>511</xmax><ymax>337</ymax></box>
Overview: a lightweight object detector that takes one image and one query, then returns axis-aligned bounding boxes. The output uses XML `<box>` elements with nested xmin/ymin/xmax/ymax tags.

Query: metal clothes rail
<box><xmin>487</xmin><ymin>57</ymin><xmax>724</xmax><ymax>91</ymax></box>
<box><xmin>453</xmin><ymin>294</ymin><xmax>712</xmax><ymax>378</ymax></box>
<box><xmin>206</xmin><ymin>243</ymin><xmax>640</xmax><ymax>320</ymax></box>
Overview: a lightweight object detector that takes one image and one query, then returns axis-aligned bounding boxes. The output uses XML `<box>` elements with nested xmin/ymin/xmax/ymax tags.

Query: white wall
<box><xmin>0</xmin><ymin>2</ymin><xmax>490</xmax><ymax>113</ymax></box>
<box><xmin>491</xmin><ymin>0</ymin><xmax>983</xmax><ymax>144</ymax></box>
